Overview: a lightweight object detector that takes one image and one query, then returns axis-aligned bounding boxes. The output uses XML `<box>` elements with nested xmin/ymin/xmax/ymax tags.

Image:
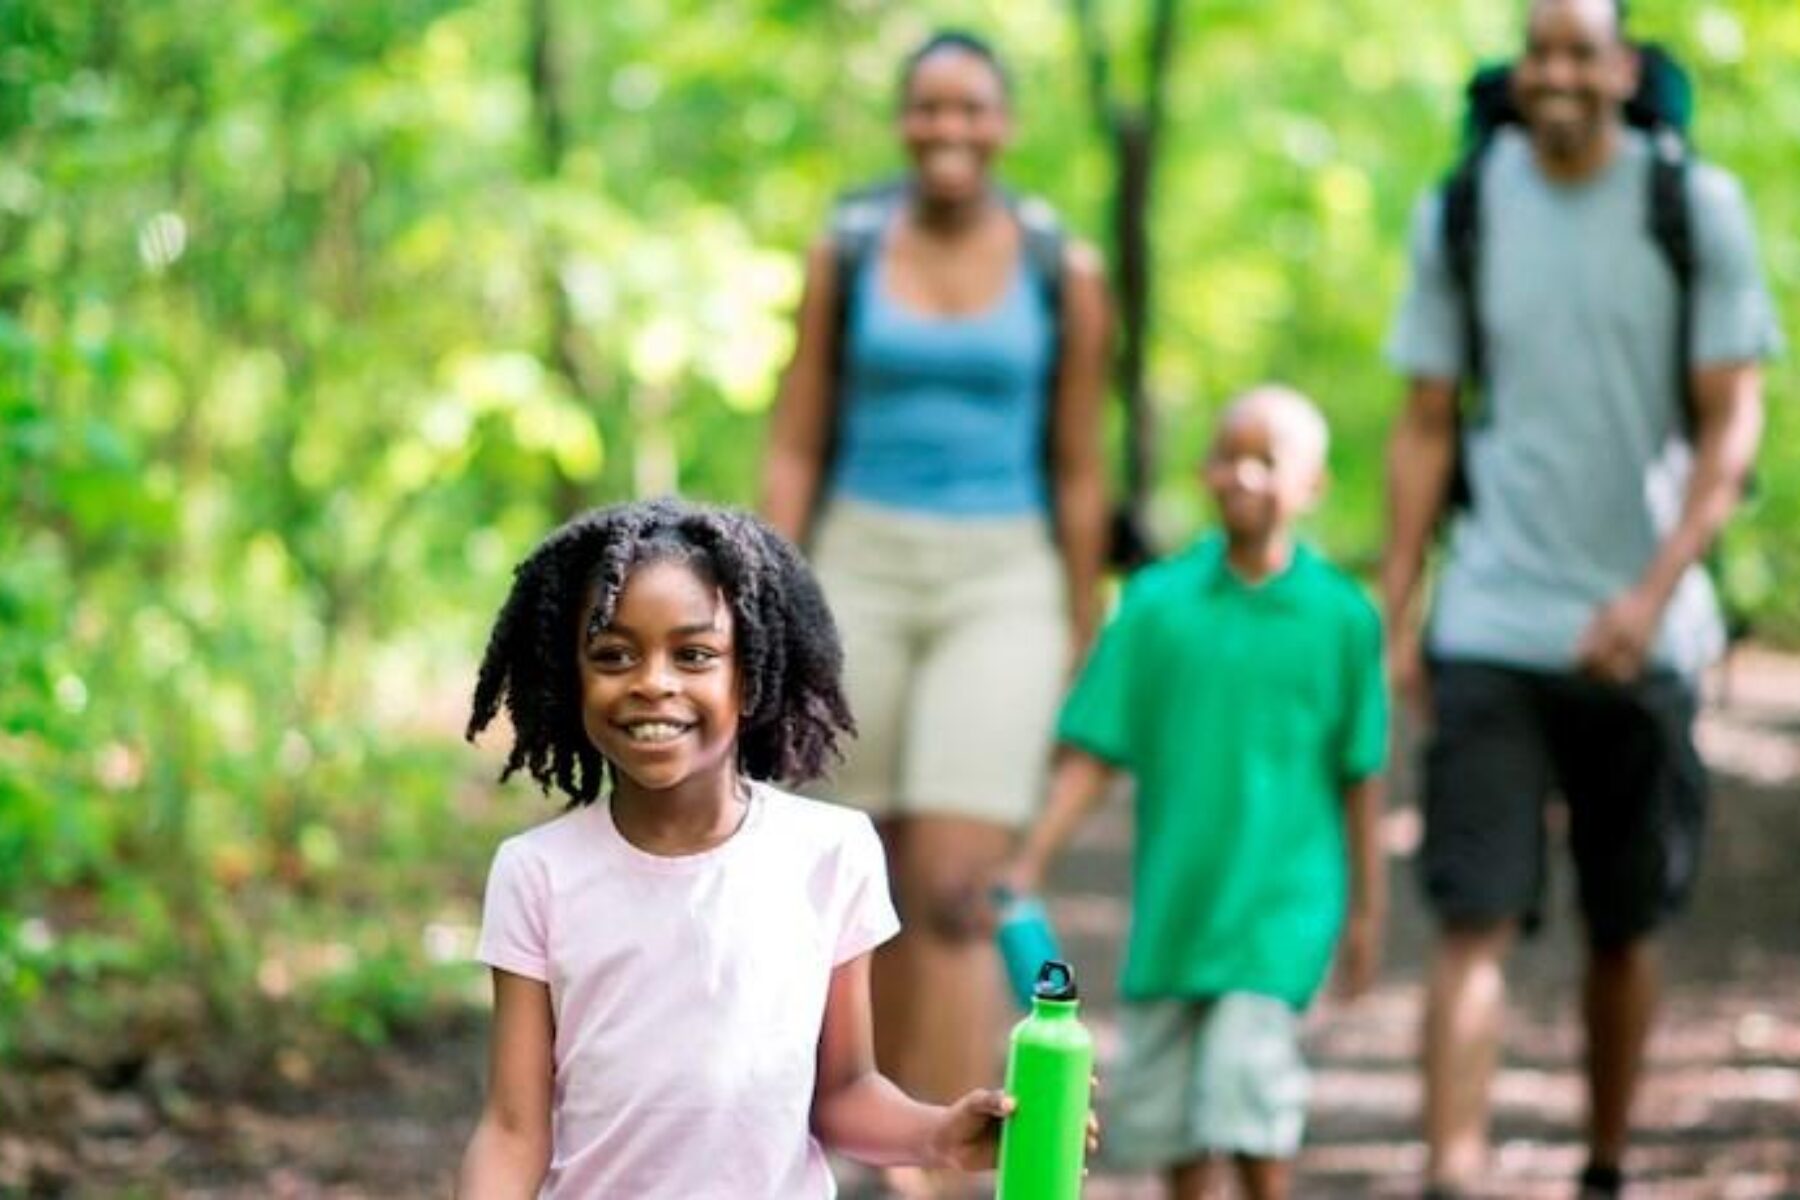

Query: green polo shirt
<box><xmin>1058</xmin><ymin>533</ymin><xmax>1387</xmax><ymax>1008</ymax></box>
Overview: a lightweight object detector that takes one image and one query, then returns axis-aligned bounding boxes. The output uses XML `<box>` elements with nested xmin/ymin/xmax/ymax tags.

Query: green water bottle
<box><xmin>995</xmin><ymin>960</ymin><xmax>1093</xmax><ymax>1200</ymax></box>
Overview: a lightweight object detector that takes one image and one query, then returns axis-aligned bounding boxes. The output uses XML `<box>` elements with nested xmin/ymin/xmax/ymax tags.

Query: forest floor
<box><xmin>5</xmin><ymin>650</ymin><xmax>1798</xmax><ymax>1198</ymax></box>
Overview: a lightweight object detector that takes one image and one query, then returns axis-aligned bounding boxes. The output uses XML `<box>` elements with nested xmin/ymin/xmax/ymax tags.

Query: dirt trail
<box><xmin>7</xmin><ymin>653</ymin><xmax>1797</xmax><ymax>1198</ymax></box>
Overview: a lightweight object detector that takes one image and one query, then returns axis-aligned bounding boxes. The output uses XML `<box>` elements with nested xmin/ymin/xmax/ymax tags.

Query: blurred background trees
<box><xmin>2</xmin><ymin>0</ymin><xmax>1795</xmax><ymax>1065</ymax></box>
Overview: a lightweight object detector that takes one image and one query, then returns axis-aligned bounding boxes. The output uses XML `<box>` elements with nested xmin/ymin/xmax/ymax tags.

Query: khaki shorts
<box><xmin>1103</xmin><ymin>994</ymin><xmax>1311</xmax><ymax>1168</ymax></box>
<box><xmin>808</xmin><ymin>500</ymin><xmax>1067</xmax><ymax>828</ymax></box>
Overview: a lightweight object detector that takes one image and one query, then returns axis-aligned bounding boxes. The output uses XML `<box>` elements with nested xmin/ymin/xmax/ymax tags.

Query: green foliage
<box><xmin>0</xmin><ymin>0</ymin><xmax>1795</xmax><ymax>1064</ymax></box>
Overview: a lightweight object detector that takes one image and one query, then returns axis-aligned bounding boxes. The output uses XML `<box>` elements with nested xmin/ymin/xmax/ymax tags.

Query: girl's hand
<box><xmin>927</xmin><ymin>1084</ymin><xmax>1104</xmax><ymax>1173</ymax></box>
<box><xmin>926</xmin><ymin>1089</ymin><xmax>1013</xmax><ymax>1171</ymax></box>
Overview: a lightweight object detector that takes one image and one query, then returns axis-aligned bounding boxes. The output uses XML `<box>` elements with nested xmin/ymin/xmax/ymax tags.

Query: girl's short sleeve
<box><xmin>831</xmin><ymin>815</ymin><xmax>901</xmax><ymax>966</ymax></box>
<box><xmin>476</xmin><ymin>839</ymin><xmax>551</xmax><ymax>982</ymax></box>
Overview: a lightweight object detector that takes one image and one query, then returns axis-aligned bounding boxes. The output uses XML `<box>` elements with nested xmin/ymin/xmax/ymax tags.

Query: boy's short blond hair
<box><xmin>1218</xmin><ymin>384</ymin><xmax>1330</xmax><ymax>481</ymax></box>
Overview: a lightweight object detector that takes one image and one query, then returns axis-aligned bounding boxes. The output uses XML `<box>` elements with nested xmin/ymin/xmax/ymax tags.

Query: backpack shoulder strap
<box><xmin>829</xmin><ymin>181</ymin><xmax>905</xmax><ymax>314</ymax></box>
<box><xmin>1441</xmin><ymin>152</ymin><xmax>1485</xmax><ymax>389</ymax></box>
<box><xmin>1007</xmin><ymin>191</ymin><xmax>1067</xmax><ymax>321</ymax></box>
<box><xmin>812</xmin><ymin>181</ymin><xmax>904</xmax><ymax>537</ymax></box>
<box><xmin>1646</xmin><ymin>129</ymin><xmax>1697</xmax><ymax>438</ymax></box>
<box><xmin>1437</xmin><ymin>141</ymin><xmax>1491</xmax><ymax>512</ymax></box>
<box><xmin>1000</xmin><ymin>190</ymin><xmax>1085</xmax><ymax>553</ymax></box>
<box><xmin>825</xmin><ymin>182</ymin><xmax>904</xmax><ymax>393</ymax></box>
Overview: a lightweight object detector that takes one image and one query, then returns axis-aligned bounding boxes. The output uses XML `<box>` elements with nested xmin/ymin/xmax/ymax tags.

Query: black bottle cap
<box><xmin>1034</xmin><ymin>959</ymin><xmax>1078</xmax><ymax>1001</ymax></box>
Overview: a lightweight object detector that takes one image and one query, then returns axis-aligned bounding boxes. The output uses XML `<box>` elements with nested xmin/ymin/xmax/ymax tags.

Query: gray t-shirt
<box><xmin>1388</xmin><ymin>128</ymin><xmax>1782</xmax><ymax>675</ymax></box>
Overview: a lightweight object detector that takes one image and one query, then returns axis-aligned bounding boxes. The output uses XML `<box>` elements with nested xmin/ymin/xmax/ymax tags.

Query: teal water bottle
<box><xmin>992</xmin><ymin>887</ymin><xmax>1064</xmax><ymax>1011</ymax></box>
<box><xmin>996</xmin><ymin>960</ymin><xmax>1093</xmax><ymax>1200</ymax></box>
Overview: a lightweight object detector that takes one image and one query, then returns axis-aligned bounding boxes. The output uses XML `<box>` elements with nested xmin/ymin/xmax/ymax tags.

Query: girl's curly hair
<box><xmin>467</xmin><ymin>499</ymin><xmax>855</xmax><ymax>805</ymax></box>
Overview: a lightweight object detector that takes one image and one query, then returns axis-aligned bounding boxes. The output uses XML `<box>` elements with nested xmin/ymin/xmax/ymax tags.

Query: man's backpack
<box><xmin>1439</xmin><ymin>43</ymin><xmax>1697</xmax><ymax>510</ymax></box>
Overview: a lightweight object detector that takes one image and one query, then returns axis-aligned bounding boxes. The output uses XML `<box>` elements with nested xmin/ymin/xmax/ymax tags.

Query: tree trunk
<box><xmin>526</xmin><ymin>0</ymin><xmax>602</xmax><ymax>518</ymax></box>
<box><xmin>1071</xmin><ymin>0</ymin><xmax>1181</xmax><ymax>568</ymax></box>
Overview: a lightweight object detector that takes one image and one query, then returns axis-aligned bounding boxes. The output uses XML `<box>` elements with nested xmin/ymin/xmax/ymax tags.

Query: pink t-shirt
<box><xmin>476</xmin><ymin>783</ymin><xmax>899</xmax><ymax>1199</ymax></box>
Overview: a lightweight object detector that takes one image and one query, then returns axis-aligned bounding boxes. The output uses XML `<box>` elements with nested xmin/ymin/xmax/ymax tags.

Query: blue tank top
<box><xmin>830</xmin><ymin>246</ymin><xmax>1056</xmax><ymax>516</ymax></box>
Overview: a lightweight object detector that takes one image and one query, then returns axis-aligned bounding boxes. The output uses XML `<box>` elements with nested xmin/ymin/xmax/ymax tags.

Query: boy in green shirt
<box><xmin>1001</xmin><ymin>385</ymin><xmax>1388</xmax><ymax>1200</ymax></box>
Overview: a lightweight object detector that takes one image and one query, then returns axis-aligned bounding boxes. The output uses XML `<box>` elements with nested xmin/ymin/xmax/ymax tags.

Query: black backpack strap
<box><xmin>1439</xmin><ymin>56</ymin><xmax>1516</xmax><ymax>517</ymax></box>
<box><xmin>1442</xmin><ymin>156</ymin><xmax>1485</xmax><ymax>395</ymax></box>
<box><xmin>1440</xmin><ymin>144</ymin><xmax>1488</xmax><ymax>510</ymax></box>
<box><xmin>829</xmin><ymin>181</ymin><xmax>905</xmax><ymax>359</ymax></box>
<box><xmin>1645</xmin><ymin>128</ymin><xmax>1696</xmax><ymax>438</ymax></box>
<box><xmin>1620</xmin><ymin>41</ymin><xmax>1704</xmax><ymax>447</ymax></box>
<box><xmin>1008</xmin><ymin>192</ymin><xmax>1066</xmax><ymax>328</ymax></box>
<box><xmin>1004</xmin><ymin>191</ymin><xmax>1079</xmax><ymax>550</ymax></box>
<box><xmin>812</xmin><ymin>182</ymin><xmax>904</xmax><ymax>533</ymax></box>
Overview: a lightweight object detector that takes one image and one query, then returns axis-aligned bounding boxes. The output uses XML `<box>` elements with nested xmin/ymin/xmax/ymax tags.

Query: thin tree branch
<box><xmin>1143</xmin><ymin>0</ymin><xmax>1180</xmax><ymax>145</ymax></box>
<box><xmin>1068</xmin><ymin>0</ymin><xmax>1116</xmax><ymax>134</ymax></box>
<box><xmin>527</xmin><ymin>0</ymin><xmax>567</xmax><ymax>174</ymax></box>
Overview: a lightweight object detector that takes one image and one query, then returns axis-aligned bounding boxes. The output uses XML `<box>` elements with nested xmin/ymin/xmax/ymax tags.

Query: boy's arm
<box><xmin>458</xmin><ymin>969</ymin><xmax>554</xmax><ymax>1198</ymax></box>
<box><xmin>812</xmin><ymin>951</ymin><xmax>1014</xmax><ymax>1169</ymax></box>
<box><xmin>1336</xmin><ymin>776</ymin><xmax>1387</xmax><ymax>1000</ymax></box>
<box><xmin>1003</xmin><ymin>747</ymin><xmax>1119</xmax><ymax>896</ymax></box>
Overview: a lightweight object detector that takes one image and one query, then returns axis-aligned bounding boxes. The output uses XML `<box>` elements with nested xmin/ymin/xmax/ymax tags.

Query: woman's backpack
<box><xmin>814</xmin><ymin>181</ymin><xmax>1070</xmax><ymax>530</ymax></box>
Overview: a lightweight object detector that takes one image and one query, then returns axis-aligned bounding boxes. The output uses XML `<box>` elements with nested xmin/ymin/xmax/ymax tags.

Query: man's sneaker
<box><xmin>1578</xmin><ymin>1163</ymin><xmax>1626</xmax><ymax>1197</ymax></box>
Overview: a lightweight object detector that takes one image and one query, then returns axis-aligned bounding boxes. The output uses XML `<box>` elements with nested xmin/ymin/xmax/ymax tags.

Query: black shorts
<box><xmin>1420</xmin><ymin>658</ymin><xmax>1707</xmax><ymax>947</ymax></box>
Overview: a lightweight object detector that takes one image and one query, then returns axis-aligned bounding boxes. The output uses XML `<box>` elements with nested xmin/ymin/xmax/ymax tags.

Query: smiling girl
<box><xmin>457</xmin><ymin>500</ymin><xmax>1019</xmax><ymax>1198</ymax></box>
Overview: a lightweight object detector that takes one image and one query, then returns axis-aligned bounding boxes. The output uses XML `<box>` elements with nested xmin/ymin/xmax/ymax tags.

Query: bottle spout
<box><xmin>1034</xmin><ymin>959</ymin><xmax>1078</xmax><ymax>1002</ymax></box>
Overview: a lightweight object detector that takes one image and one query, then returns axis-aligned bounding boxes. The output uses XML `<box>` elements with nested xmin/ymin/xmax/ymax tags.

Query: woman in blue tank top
<box><xmin>762</xmin><ymin>31</ymin><xmax>1111</xmax><ymax>1190</ymax></box>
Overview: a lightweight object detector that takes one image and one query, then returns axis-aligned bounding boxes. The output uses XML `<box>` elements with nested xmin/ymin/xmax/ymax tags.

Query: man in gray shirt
<box><xmin>1382</xmin><ymin>0</ymin><xmax>1780</xmax><ymax>1194</ymax></box>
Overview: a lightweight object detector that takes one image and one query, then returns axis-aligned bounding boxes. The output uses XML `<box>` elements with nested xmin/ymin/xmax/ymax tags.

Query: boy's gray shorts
<box><xmin>1101</xmin><ymin>992</ymin><xmax>1309</xmax><ymax>1169</ymax></box>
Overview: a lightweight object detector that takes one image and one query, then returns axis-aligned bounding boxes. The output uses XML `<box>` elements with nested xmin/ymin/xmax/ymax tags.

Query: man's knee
<box><xmin>1582</xmin><ymin>883</ymin><xmax>1670</xmax><ymax>953</ymax></box>
<box><xmin>1436</xmin><ymin>918</ymin><xmax>1519</xmax><ymax>965</ymax></box>
<box><xmin>1586</xmin><ymin>931</ymin><xmax>1657</xmax><ymax>968</ymax></box>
